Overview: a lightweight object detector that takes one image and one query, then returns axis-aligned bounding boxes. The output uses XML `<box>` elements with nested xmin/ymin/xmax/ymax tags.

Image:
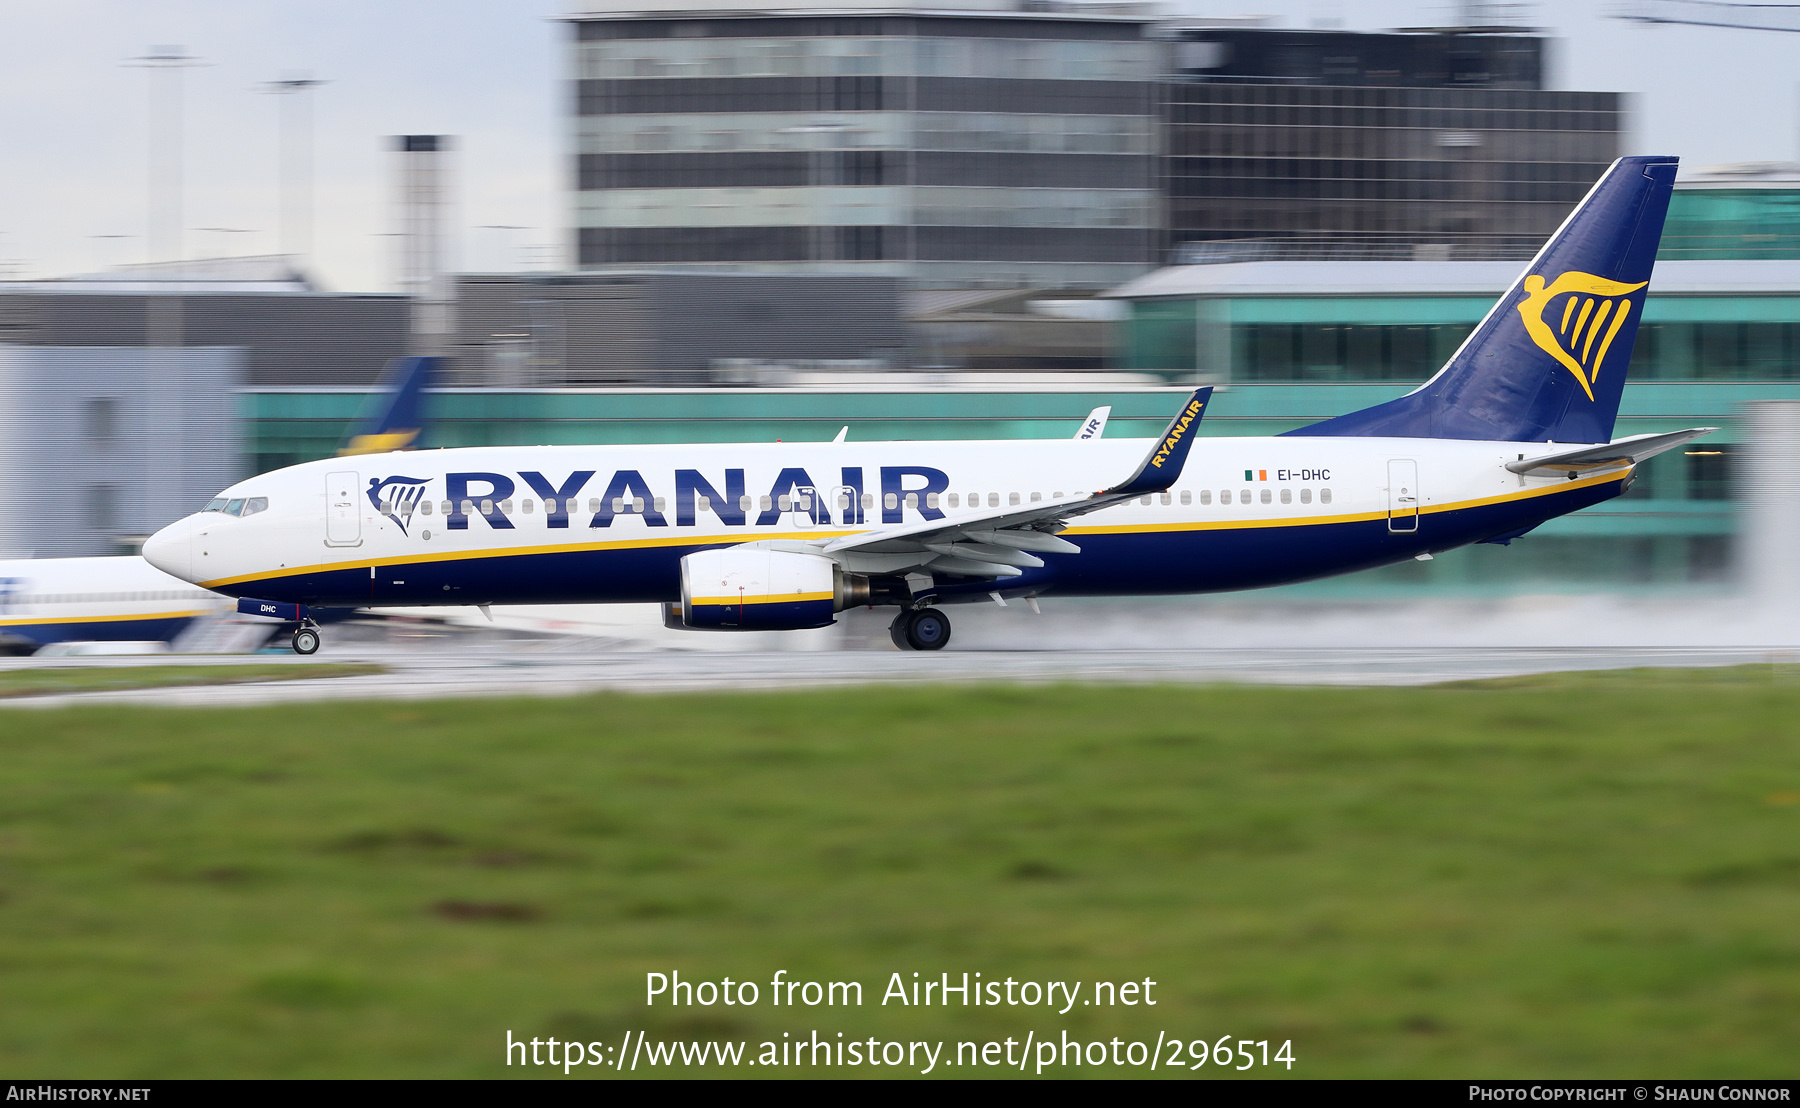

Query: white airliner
<box><xmin>0</xmin><ymin>355</ymin><xmax>440</xmax><ymax>654</ymax></box>
<box><xmin>143</xmin><ymin>157</ymin><xmax>1712</xmax><ymax>655</ymax></box>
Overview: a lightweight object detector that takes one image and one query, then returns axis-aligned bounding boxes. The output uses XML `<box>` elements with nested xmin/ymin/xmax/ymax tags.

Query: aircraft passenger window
<box><xmin>423</xmin><ymin>499</ymin><xmax>434</xmax><ymax>515</ymax></box>
<box><xmin>243</xmin><ymin>497</ymin><xmax>268</xmax><ymax>517</ymax></box>
<box><xmin>521</xmin><ymin>499</ymin><xmax>534</xmax><ymax>515</ymax></box>
<box><xmin>461</xmin><ymin>500</ymin><xmax>475</xmax><ymax>516</ymax></box>
<box><xmin>611</xmin><ymin>498</ymin><xmax>625</xmax><ymax>513</ymax></box>
<box><xmin>442</xmin><ymin>501</ymin><xmax>453</xmax><ymax>515</ymax></box>
<box><xmin>761</xmin><ymin>496</ymin><xmax>773</xmax><ymax>512</ymax></box>
<box><xmin>1280</xmin><ymin>489</ymin><xmax>1292</xmax><ymax>504</ymax></box>
<box><xmin>1139</xmin><ymin>496</ymin><xmax>1151</xmax><ymax>506</ymax></box>
<box><xmin>1199</xmin><ymin>490</ymin><xmax>1211</xmax><ymax>505</ymax></box>
<box><xmin>1029</xmin><ymin>492</ymin><xmax>1040</xmax><ymax>503</ymax></box>
<box><xmin>590</xmin><ymin>498</ymin><xmax>603</xmax><ymax>513</ymax></box>
<box><xmin>636</xmin><ymin>497</ymin><xmax>650</xmax><ymax>512</ymax></box>
<box><xmin>778</xmin><ymin>494</ymin><xmax>793</xmax><ymax>511</ymax></box>
<box><xmin>948</xmin><ymin>493</ymin><xmax>959</xmax><ymax>508</ymax></box>
<box><xmin>1054</xmin><ymin>491</ymin><xmax>1064</xmax><ymax>498</ymax></box>
<box><xmin>1008</xmin><ymin>492</ymin><xmax>1020</xmax><ymax>506</ymax></box>
<box><xmin>1180</xmin><ymin>490</ymin><xmax>1191</xmax><ymax>505</ymax></box>
<box><xmin>926</xmin><ymin>492</ymin><xmax>939</xmax><ymax>509</ymax></box>
<box><xmin>1320</xmin><ymin>488</ymin><xmax>1332</xmax><ymax>504</ymax></box>
<box><xmin>740</xmin><ymin>495</ymin><xmax>753</xmax><ymax>512</ymax></box>
<box><xmin>653</xmin><ymin>497</ymin><xmax>666</xmax><ymax>513</ymax></box>
<box><xmin>226</xmin><ymin>498</ymin><xmax>246</xmax><ymax>516</ymax></box>
<box><xmin>1300</xmin><ymin>488</ymin><xmax>1312</xmax><ymax>504</ymax></box>
<box><xmin>797</xmin><ymin>494</ymin><xmax>811</xmax><ymax>511</ymax></box>
<box><xmin>1260</xmin><ymin>489</ymin><xmax>1271</xmax><ymax>504</ymax></box>
<box><xmin>501</xmin><ymin>500</ymin><xmax>515</xmax><ymax>515</ymax></box>
<box><xmin>904</xmin><ymin>493</ymin><xmax>918</xmax><ymax>509</ymax></box>
<box><xmin>480</xmin><ymin>499</ymin><xmax>494</xmax><ymax>516</ymax></box>
<box><xmin>988</xmin><ymin>493</ymin><xmax>999</xmax><ymax>507</ymax></box>
<box><xmin>205</xmin><ymin>497</ymin><xmax>227</xmax><ymax>512</ymax></box>
<box><xmin>861</xmin><ymin>493</ymin><xmax>874</xmax><ymax>509</ymax></box>
<box><xmin>1160</xmin><ymin>492</ymin><xmax>1171</xmax><ymax>505</ymax></box>
<box><xmin>698</xmin><ymin>495</ymin><xmax>712</xmax><ymax>512</ymax></box>
<box><xmin>884</xmin><ymin>493</ymin><xmax>897</xmax><ymax>510</ymax></box>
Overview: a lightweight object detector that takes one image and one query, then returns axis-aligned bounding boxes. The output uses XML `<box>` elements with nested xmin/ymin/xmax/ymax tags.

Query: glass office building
<box><xmin>568</xmin><ymin>1</ymin><xmax>1162</xmax><ymax>289</ymax></box>
<box><xmin>1161</xmin><ymin>28</ymin><xmax>1621</xmax><ymax>261</ymax></box>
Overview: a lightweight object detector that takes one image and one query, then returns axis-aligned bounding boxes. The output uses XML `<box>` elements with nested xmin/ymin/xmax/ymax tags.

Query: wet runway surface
<box><xmin>2</xmin><ymin>643</ymin><xmax>1793</xmax><ymax>708</ymax></box>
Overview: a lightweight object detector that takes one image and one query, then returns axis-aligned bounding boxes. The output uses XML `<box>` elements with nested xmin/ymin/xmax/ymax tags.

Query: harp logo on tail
<box><xmin>1517</xmin><ymin>271</ymin><xmax>1649</xmax><ymax>401</ymax></box>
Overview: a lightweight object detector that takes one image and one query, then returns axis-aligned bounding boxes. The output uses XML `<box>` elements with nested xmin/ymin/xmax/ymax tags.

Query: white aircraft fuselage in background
<box><xmin>0</xmin><ymin>556</ymin><xmax>228</xmax><ymax>651</ymax></box>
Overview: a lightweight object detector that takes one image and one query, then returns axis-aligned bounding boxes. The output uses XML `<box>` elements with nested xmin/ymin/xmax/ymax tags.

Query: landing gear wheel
<box><xmin>292</xmin><ymin>627</ymin><xmax>320</xmax><ymax>656</ymax></box>
<box><xmin>890</xmin><ymin>607</ymin><xmax>951</xmax><ymax>652</ymax></box>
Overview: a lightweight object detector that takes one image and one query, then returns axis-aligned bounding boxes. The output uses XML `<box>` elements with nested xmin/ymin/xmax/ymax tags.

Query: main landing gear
<box><xmin>890</xmin><ymin>607</ymin><xmax>951</xmax><ymax>652</ymax></box>
<box><xmin>291</xmin><ymin>622</ymin><xmax>321</xmax><ymax>655</ymax></box>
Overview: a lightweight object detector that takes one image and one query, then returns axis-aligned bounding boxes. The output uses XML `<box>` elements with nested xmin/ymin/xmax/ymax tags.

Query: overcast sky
<box><xmin>1</xmin><ymin>0</ymin><xmax>1797</xmax><ymax>292</ymax></box>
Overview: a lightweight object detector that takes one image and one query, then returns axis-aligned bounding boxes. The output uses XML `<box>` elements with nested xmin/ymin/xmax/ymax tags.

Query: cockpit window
<box><xmin>241</xmin><ymin>497</ymin><xmax>269</xmax><ymax>517</ymax></box>
<box><xmin>205</xmin><ymin>497</ymin><xmax>228</xmax><ymax>512</ymax></box>
<box><xmin>225</xmin><ymin>498</ymin><xmax>246</xmax><ymax>516</ymax></box>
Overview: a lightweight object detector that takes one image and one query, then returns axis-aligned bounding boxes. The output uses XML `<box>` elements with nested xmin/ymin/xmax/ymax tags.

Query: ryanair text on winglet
<box><xmin>1148</xmin><ymin>399</ymin><xmax>1205</xmax><ymax>470</ymax></box>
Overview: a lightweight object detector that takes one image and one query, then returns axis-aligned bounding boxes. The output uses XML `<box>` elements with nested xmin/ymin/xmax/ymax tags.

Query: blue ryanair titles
<box><xmin>403</xmin><ymin>466</ymin><xmax>956</xmax><ymax>532</ymax></box>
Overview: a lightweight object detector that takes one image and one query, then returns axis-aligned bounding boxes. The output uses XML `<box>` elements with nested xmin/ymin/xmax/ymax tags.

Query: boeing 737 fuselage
<box><xmin>141</xmin><ymin>156</ymin><xmax>1711</xmax><ymax>653</ymax></box>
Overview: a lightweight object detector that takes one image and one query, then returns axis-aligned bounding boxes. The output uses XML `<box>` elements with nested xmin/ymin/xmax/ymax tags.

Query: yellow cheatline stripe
<box><xmin>1064</xmin><ymin>469</ymin><xmax>1627</xmax><ymax>536</ymax></box>
<box><xmin>689</xmin><ymin>591</ymin><xmax>834</xmax><ymax>607</ymax></box>
<box><xmin>202</xmin><ymin>469</ymin><xmax>1628</xmax><ymax>589</ymax></box>
<box><xmin>197</xmin><ymin>527</ymin><xmax>861</xmax><ymax>589</ymax></box>
<box><xmin>0</xmin><ymin>609</ymin><xmax>214</xmax><ymax>628</ymax></box>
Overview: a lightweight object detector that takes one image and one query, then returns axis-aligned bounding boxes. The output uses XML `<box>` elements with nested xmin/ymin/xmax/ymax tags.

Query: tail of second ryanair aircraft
<box><xmin>337</xmin><ymin>355</ymin><xmax>439</xmax><ymax>456</ymax></box>
<box><xmin>1285</xmin><ymin>155</ymin><xmax>1678</xmax><ymax>444</ymax></box>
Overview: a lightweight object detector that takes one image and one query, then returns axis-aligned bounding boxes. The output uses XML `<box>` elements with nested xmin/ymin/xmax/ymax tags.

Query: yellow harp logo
<box><xmin>1517</xmin><ymin>271</ymin><xmax>1648</xmax><ymax>401</ymax></box>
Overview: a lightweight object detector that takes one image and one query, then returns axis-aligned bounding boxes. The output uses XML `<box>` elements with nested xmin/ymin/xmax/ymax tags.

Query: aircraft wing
<box><xmin>1504</xmin><ymin>427</ymin><xmax>1717</xmax><ymax>477</ymax></box>
<box><xmin>811</xmin><ymin>387</ymin><xmax>1212</xmax><ymax>580</ymax></box>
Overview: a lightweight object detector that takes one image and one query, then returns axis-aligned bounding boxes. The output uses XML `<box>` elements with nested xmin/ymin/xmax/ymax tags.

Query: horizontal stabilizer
<box><xmin>1506</xmin><ymin>427</ymin><xmax>1716</xmax><ymax>477</ymax></box>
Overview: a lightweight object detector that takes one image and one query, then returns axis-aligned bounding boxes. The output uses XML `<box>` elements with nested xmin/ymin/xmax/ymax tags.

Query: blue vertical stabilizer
<box><xmin>1283</xmin><ymin>156</ymin><xmax>1678</xmax><ymax>444</ymax></box>
<box><xmin>337</xmin><ymin>355</ymin><xmax>440</xmax><ymax>455</ymax></box>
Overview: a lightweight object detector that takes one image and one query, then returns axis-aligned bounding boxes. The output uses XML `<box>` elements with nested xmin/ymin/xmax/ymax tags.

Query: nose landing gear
<box><xmin>889</xmin><ymin>607</ymin><xmax>951</xmax><ymax>652</ymax></box>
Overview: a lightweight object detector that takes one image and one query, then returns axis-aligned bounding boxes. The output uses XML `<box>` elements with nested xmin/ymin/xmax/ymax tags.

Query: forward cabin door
<box><xmin>326</xmin><ymin>470</ymin><xmax>362</xmax><ymax>546</ymax></box>
<box><xmin>1386</xmin><ymin>459</ymin><xmax>1419</xmax><ymax>533</ymax></box>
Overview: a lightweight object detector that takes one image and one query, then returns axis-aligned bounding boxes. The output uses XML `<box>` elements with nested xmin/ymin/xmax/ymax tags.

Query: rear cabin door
<box><xmin>326</xmin><ymin>470</ymin><xmax>362</xmax><ymax>546</ymax></box>
<box><xmin>1386</xmin><ymin>458</ymin><xmax>1419</xmax><ymax>533</ymax></box>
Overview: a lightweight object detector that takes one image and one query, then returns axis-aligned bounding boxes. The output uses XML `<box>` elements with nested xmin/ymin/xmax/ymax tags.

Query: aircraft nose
<box><xmin>142</xmin><ymin>518</ymin><xmax>196</xmax><ymax>582</ymax></box>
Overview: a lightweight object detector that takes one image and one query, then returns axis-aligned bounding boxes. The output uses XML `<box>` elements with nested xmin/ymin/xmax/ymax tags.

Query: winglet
<box><xmin>338</xmin><ymin>355</ymin><xmax>440</xmax><ymax>456</ymax></box>
<box><xmin>1104</xmin><ymin>386</ymin><xmax>1212</xmax><ymax>497</ymax></box>
<box><xmin>1074</xmin><ymin>406</ymin><xmax>1110</xmax><ymax>440</ymax></box>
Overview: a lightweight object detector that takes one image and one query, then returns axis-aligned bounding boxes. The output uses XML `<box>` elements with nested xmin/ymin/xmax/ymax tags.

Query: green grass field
<box><xmin>1</xmin><ymin>669</ymin><xmax>1797</xmax><ymax>1078</ymax></box>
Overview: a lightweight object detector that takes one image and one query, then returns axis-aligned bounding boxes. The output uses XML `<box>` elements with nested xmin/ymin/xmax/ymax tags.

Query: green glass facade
<box><xmin>1124</xmin><ymin>295</ymin><xmax>1800</xmax><ymax>384</ymax></box>
<box><xmin>1661</xmin><ymin>187</ymin><xmax>1800</xmax><ymax>261</ymax></box>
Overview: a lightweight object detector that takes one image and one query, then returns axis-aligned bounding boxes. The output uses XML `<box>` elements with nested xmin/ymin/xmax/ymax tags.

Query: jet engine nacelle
<box><xmin>672</xmin><ymin>548</ymin><xmax>869</xmax><ymax>631</ymax></box>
